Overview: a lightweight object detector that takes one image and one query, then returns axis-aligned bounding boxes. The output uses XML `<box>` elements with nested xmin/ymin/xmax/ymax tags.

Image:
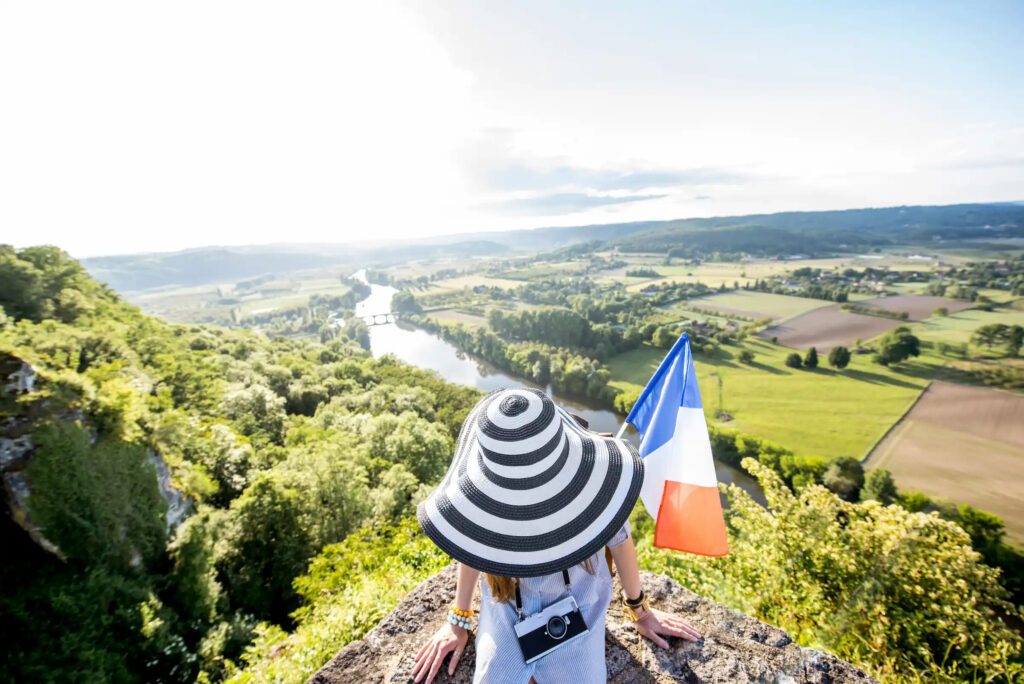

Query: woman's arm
<box><xmin>609</xmin><ymin>535</ymin><xmax>703</xmax><ymax>648</ymax></box>
<box><xmin>412</xmin><ymin>562</ymin><xmax>480</xmax><ymax>684</ymax></box>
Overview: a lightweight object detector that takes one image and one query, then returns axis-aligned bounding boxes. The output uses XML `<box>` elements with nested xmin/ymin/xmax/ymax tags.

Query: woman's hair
<box><xmin>485</xmin><ymin>557</ymin><xmax>596</xmax><ymax>604</ymax></box>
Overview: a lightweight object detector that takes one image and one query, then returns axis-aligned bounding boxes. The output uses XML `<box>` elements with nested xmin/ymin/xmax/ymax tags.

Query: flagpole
<box><xmin>615</xmin><ymin>422</ymin><xmax>629</xmax><ymax>439</ymax></box>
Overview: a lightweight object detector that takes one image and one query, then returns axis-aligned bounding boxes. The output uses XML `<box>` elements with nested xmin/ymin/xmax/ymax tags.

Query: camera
<box><xmin>513</xmin><ymin>595</ymin><xmax>590</xmax><ymax>663</ymax></box>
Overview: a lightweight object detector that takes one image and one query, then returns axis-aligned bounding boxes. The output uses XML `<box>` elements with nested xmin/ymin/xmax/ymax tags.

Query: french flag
<box><xmin>622</xmin><ymin>333</ymin><xmax>729</xmax><ymax>556</ymax></box>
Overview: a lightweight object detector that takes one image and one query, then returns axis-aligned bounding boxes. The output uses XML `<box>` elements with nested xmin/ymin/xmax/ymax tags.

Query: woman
<box><xmin>412</xmin><ymin>388</ymin><xmax>702</xmax><ymax>684</ymax></box>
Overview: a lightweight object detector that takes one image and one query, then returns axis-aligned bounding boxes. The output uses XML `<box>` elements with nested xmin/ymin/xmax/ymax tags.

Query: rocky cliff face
<box><xmin>310</xmin><ymin>564</ymin><xmax>875</xmax><ymax>684</ymax></box>
<box><xmin>1</xmin><ymin>352</ymin><xmax>189</xmax><ymax>557</ymax></box>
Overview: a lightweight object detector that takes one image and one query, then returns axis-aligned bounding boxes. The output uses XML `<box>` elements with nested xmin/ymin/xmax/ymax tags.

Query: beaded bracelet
<box><xmin>447</xmin><ymin>609</ymin><xmax>474</xmax><ymax>631</ymax></box>
<box><xmin>449</xmin><ymin>605</ymin><xmax>475</xmax><ymax>618</ymax></box>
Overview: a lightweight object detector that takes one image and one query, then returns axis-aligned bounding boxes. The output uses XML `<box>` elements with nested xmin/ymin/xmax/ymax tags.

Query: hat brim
<box><xmin>417</xmin><ymin>389</ymin><xmax>644</xmax><ymax>577</ymax></box>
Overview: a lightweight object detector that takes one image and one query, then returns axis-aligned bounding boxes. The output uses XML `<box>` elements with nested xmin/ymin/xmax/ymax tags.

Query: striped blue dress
<box><xmin>472</xmin><ymin>521</ymin><xmax>631</xmax><ymax>684</ymax></box>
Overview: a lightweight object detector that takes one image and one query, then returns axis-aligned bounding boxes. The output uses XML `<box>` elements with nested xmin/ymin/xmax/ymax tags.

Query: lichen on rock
<box><xmin>309</xmin><ymin>564</ymin><xmax>876</xmax><ymax>684</ymax></box>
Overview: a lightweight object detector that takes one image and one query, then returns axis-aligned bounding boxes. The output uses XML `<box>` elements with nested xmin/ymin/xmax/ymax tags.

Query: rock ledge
<box><xmin>309</xmin><ymin>565</ymin><xmax>876</xmax><ymax>683</ymax></box>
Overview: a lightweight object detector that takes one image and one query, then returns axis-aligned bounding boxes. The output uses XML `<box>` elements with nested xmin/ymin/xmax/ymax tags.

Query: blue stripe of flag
<box><xmin>624</xmin><ymin>333</ymin><xmax>703</xmax><ymax>456</ymax></box>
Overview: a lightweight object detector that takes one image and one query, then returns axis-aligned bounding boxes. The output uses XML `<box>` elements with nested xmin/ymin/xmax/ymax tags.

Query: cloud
<box><xmin>937</xmin><ymin>156</ymin><xmax>1024</xmax><ymax>171</ymax></box>
<box><xmin>488</xmin><ymin>192</ymin><xmax>666</xmax><ymax>216</ymax></box>
<box><xmin>462</xmin><ymin>131</ymin><xmax>747</xmax><ymax>195</ymax></box>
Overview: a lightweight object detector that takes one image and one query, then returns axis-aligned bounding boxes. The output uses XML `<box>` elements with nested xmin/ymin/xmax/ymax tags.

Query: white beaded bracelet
<box><xmin>447</xmin><ymin>610</ymin><xmax>474</xmax><ymax>630</ymax></box>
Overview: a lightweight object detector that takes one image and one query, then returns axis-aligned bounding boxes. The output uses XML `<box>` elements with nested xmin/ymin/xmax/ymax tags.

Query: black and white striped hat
<box><xmin>417</xmin><ymin>387</ymin><xmax>644</xmax><ymax>577</ymax></box>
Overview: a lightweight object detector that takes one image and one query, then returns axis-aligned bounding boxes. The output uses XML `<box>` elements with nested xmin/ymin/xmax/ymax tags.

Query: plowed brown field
<box><xmin>858</xmin><ymin>295</ymin><xmax>973</xmax><ymax>321</ymax></box>
<box><xmin>757</xmin><ymin>304</ymin><xmax>903</xmax><ymax>351</ymax></box>
<box><xmin>867</xmin><ymin>381</ymin><xmax>1024</xmax><ymax>545</ymax></box>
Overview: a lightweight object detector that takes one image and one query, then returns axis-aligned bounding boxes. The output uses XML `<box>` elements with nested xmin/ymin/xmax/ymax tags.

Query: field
<box><xmin>910</xmin><ymin>306</ymin><xmax>1024</xmax><ymax>346</ymax></box>
<box><xmin>859</xmin><ymin>294</ymin><xmax>973</xmax><ymax>321</ymax></box>
<box><xmin>426</xmin><ymin>309</ymin><xmax>488</xmax><ymax>327</ymax></box>
<box><xmin>867</xmin><ymin>381</ymin><xmax>1024</xmax><ymax>545</ymax></box>
<box><xmin>501</xmin><ymin>261</ymin><xmax>588</xmax><ymax>279</ymax></box>
<box><xmin>758</xmin><ymin>305</ymin><xmax>904</xmax><ymax>351</ymax></box>
<box><xmin>424</xmin><ymin>275</ymin><xmax>523</xmax><ymax>292</ymax></box>
<box><xmin>648</xmin><ymin>303</ymin><xmax>739</xmax><ymax>327</ymax></box>
<box><xmin>607</xmin><ymin>338</ymin><xmax>932</xmax><ymax>460</ymax></box>
<box><xmin>687</xmin><ymin>291</ymin><xmax>830</xmax><ymax>321</ymax></box>
<box><xmin>125</xmin><ymin>269</ymin><xmax>356</xmax><ymax>323</ymax></box>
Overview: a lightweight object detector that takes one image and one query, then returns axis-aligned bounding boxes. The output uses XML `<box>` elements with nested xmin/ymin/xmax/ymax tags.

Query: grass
<box><xmin>648</xmin><ymin>303</ymin><xmax>740</xmax><ymax>327</ymax></box>
<box><xmin>427</xmin><ymin>309</ymin><xmax>488</xmax><ymax>327</ymax></box>
<box><xmin>910</xmin><ymin>307</ymin><xmax>1024</xmax><ymax>346</ymax></box>
<box><xmin>501</xmin><ymin>261</ymin><xmax>588</xmax><ymax>280</ymax></box>
<box><xmin>607</xmin><ymin>338</ymin><xmax>937</xmax><ymax>460</ymax></box>
<box><xmin>425</xmin><ymin>275</ymin><xmax>523</xmax><ymax>292</ymax></box>
<box><xmin>687</xmin><ymin>291</ymin><xmax>830</xmax><ymax>321</ymax></box>
<box><xmin>978</xmin><ymin>288</ymin><xmax>1021</xmax><ymax>304</ymax></box>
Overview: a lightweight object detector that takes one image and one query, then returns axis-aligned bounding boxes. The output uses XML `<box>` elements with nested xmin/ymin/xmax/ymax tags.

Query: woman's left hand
<box><xmin>633</xmin><ymin>607</ymin><xmax>702</xmax><ymax>648</ymax></box>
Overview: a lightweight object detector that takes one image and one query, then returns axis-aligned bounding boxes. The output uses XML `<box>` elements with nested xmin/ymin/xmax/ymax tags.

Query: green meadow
<box><xmin>607</xmin><ymin>338</ymin><xmax>936</xmax><ymax>460</ymax></box>
<box><xmin>687</xmin><ymin>290</ymin><xmax>830</xmax><ymax>321</ymax></box>
<box><xmin>910</xmin><ymin>307</ymin><xmax>1024</xmax><ymax>345</ymax></box>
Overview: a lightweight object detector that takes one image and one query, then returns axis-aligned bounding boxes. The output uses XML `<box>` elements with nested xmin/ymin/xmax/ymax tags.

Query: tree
<box><xmin>391</xmin><ymin>290</ymin><xmax>421</xmax><ymax>314</ymax></box>
<box><xmin>217</xmin><ymin>473</ymin><xmax>313</xmax><ymax>623</ymax></box>
<box><xmin>652</xmin><ymin>326</ymin><xmax>678</xmax><ymax>350</ymax></box>
<box><xmin>341</xmin><ymin>317</ymin><xmax>371</xmax><ymax>350</ymax></box>
<box><xmin>784</xmin><ymin>352</ymin><xmax>802</xmax><ymax>369</ymax></box>
<box><xmin>873</xmin><ymin>326</ymin><xmax>920</xmax><ymax>366</ymax></box>
<box><xmin>933</xmin><ymin>306</ymin><xmax>949</xmax><ymax>317</ymax></box>
<box><xmin>803</xmin><ymin>347</ymin><xmax>818</xmax><ymax>369</ymax></box>
<box><xmin>222</xmin><ymin>384</ymin><xmax>287</xmax><ymax>445</ymax></box>
<box><xmin>828</xmin><ymin>345</ymin><xmax>851</xmax><ymax>369</ymax></box>
<box><xmin>822</xmin><ymin>456</ymin><xmax>865</xmax><ymax>501</ymax></box>
<box><xmin>860</xmin><ymin>468</ymin><xmax>898</xmax><ymax>505</ymax></box>
<box><xmin>738</xmin><ymin>350</ymin><xmax>755</xmax><ymax>364</ymax></box>
<box><xmin>972</xmin><ymin>323</ymin><xmax>1005</xmax><ymax>349</ymax></box>
<box><xmin>638</xmin><ymin>459</ymin><xmax>1022</xmax><ymax>682</ymax></box>
<box><xmin>1010</xmin><ymin>325</ymin><xmax>1024</xmax><ymax>357</ymax></box>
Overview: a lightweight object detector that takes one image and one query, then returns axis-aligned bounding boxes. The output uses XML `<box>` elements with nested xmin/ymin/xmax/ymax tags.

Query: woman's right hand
<box><xmin>412</xmin><ymin>622</ymin><xmax>470</xmax><ymax>684</ymax></box>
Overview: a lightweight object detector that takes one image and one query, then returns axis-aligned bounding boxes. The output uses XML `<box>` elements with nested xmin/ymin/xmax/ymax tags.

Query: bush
<box><xmin>822</xmin><ymin>456</ymin><xmax>865</xmax><ymax>502</ymax></box>
<box><xmin>613</xmin><ymin>388</ymin><xmax>641</xmax><ymax>415</ymax></box>
<box><xmin>828</xmin><ymin>345</ymin><xmax>851</xmax><ymax>369</ymax></box>
<box><xmin>636</xmin><ymin>459</ymin><xmax>1023</xmax><ymax>682</ymax></box>
<box><xmin>873</xmin><ymin>326</ymin><xmax>920</xmax><ymax>366</ymax></box>
<box><xmin>860</xmin><ymin>468</ymin><xmax>898</xmax><ymax>505</ymax></box>
<box><xmin>738</xmin><ymin>350</ymin><xmax>755</xmax><ymax>364</ymax></box>
<box><xmin>784</xmin><ymin>352</ymin><xmax>802</xmax><ymax>369</ymax></box>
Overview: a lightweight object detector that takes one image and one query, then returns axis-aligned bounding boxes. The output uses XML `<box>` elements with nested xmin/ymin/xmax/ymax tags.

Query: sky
<box><xmin>1</xmin><ymin>0</ymin><xmax>1022</xmax><ymax>257</ymax></box>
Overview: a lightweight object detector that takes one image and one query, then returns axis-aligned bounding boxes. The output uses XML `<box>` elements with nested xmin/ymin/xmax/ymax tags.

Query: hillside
<box><xmin>0</xmin><ymin>245</ymin><xmax>481</xmax><ymax>682</ymax></box>
<box><xmin>80</xmin><ymin>202</ymin><xmax>1024</xmax><ymax>293</ymax></box>
<box><xmin>1</xmin><ymin>244</ymin><xmax>1021</xmax><ymax>684</ymax></box>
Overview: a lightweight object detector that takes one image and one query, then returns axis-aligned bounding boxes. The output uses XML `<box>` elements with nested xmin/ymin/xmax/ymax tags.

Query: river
<box><xmin>353</xmin><ymin>272</ymin><xmax>761</xmax><ymax>496</ymax></box>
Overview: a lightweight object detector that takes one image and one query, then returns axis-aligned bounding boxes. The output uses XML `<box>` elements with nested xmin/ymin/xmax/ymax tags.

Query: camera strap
<box><xmin>514</xmin><ymin>569</ymin><xmax>571</xmax><ymax>622</ymax></box>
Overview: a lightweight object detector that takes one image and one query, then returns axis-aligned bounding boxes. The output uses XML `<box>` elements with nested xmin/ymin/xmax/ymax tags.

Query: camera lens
<box><xmin>546</xmin><ymin>616</ymin><xmax>567</xmax><ymax>639</ymax></box>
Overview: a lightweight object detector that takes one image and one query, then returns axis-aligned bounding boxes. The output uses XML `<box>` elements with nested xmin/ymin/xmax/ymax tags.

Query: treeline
<box><xmin>747</xmin><ymin>276</ymin><xmax>850</xmax><ymax>302</ymax></box>
<box><xmin>625</xmin><ymin>266</ymin><xmax>661</xmax><ymax>278</ymax></box>
<box><xmin>944</xmin><ymin>254</ymin><xmax>1024</xmax><ymax>295</ymax></box>
<box><xmin>925</xmin><ymin>280</ymin><xmax>981</xmax><ymax>301</ymax></box>
<box><xmin>972</xmin><ymin>323</ymin><xmax>1024</xmax><ymax>356</ymax></box>
<box><xmin>411</xmin><ymin>315</ymin><xmax>615</xmax><ymax>401</ymax></box>
<box><xmin>486</xmin><ymin>307</ymin><xmax>638</xmax><ymax>360</ymax></box>
<box><xmin>0</xmin><ymin>246</ymin><xmax>480</xmax><ymax>683</ymax></box>
<box><xmin>841</xmin><ymin>302</ymin><xmax>909</xmax><ymax>320</ymax></box>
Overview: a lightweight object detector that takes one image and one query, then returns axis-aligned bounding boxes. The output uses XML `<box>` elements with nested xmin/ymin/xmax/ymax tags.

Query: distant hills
<box><xmin>83</xmin><ymin>202</ymin><xmax>1024</xmax><ymax>292</ymax></box>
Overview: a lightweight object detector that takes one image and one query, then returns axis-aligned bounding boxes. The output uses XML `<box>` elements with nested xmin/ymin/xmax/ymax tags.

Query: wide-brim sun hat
<box><xmin>417</xmin><ymin>387</ymin><xmax>644</xmax><ymax>577</ymax></box>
